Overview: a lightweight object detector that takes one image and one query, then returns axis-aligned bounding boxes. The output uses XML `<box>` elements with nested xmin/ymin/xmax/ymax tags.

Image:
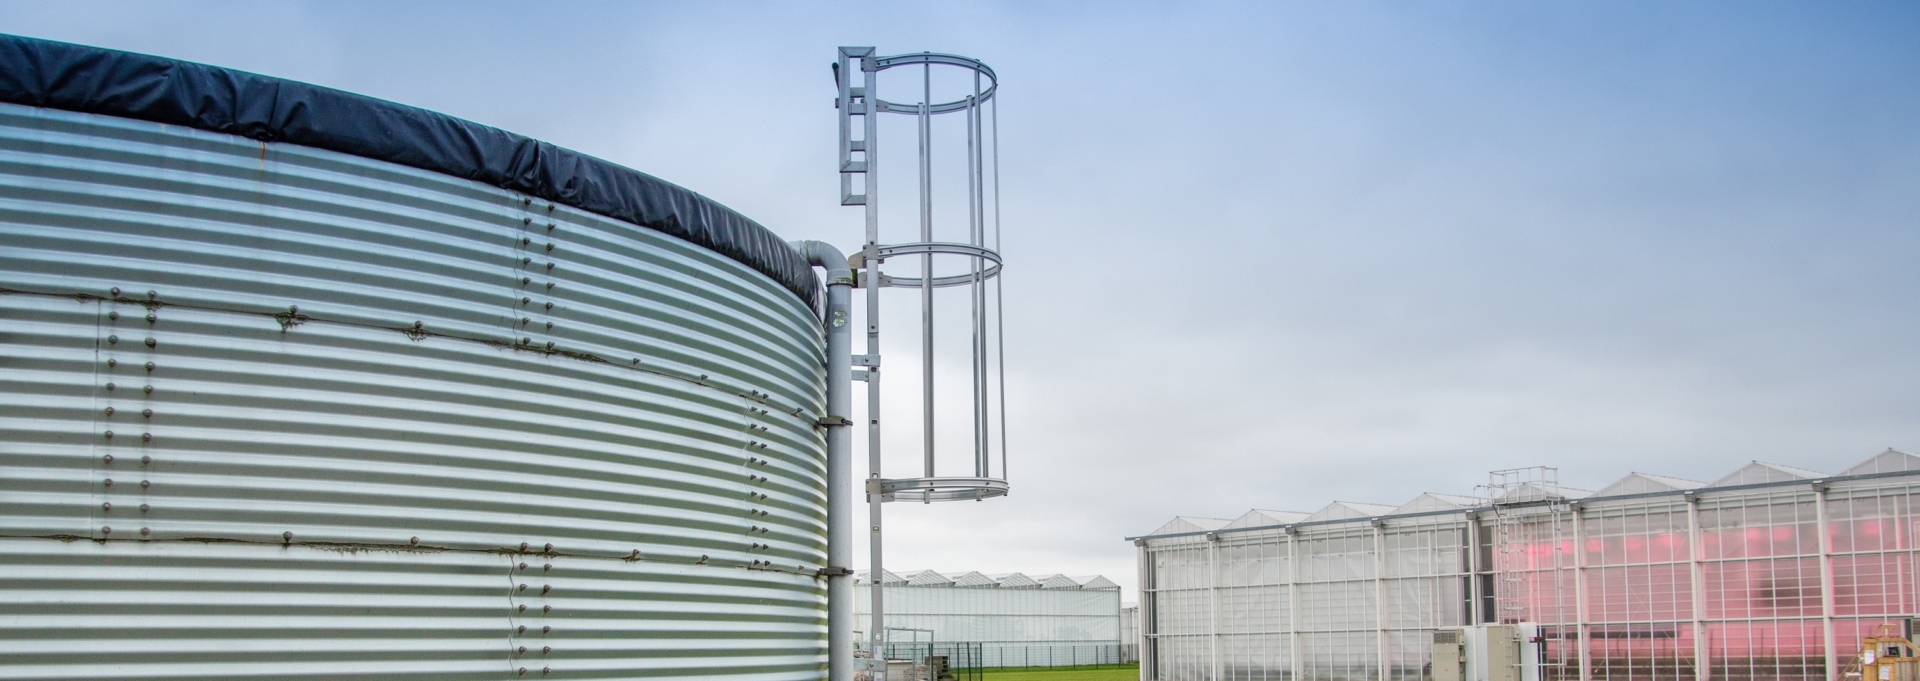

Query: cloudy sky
<box><xmin>8</xmin><ymin>1</ymin><xmax>1916</xmax><ymax>601</ymax></box>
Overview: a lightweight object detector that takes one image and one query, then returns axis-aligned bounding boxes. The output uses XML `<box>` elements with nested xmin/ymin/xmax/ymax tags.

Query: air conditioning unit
<box><xmin>1433</xmin><ymin>624</ymin><xmax>1544</xmax><ymax>681</ymax></box>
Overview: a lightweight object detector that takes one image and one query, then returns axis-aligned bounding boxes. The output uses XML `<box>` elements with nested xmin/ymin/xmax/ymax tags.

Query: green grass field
<box><xmin>982</xmin><ymin>664</ymin><xmax>1139</xmax><ymax>681</ymax></box>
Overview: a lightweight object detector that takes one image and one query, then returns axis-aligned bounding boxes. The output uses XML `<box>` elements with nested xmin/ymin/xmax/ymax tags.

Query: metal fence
<box><xmin>878</xmin><ymin>642</ymin><xmax>985</xmax><ymax>681</ymax></box>
<box><xmin>977</xmin><ymin>642</ymin><xmax>1140</xmax><ymax>669</ymax></box>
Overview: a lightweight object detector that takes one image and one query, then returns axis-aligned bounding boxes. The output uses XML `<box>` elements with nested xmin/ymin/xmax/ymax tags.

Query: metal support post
<box><xmin>1288</xmin><ymin>527</ymin><xmax>1303</xmax><ymax>681</ymax></box>
<box><xmin>1374</xmin><ymin>520</ymin><xmax>1389</xmax><ymax>681</ymax></box>
<box><xmin>1571</xmin><ymin>503</ymin><xmax>1591</xmax><ymax>681</ymax></box>
<box><xmin>1815</xmin><ymin>482</ymin><xmax>1837</xmax><ymax>681</ymax></box>
<box><xmin>1138</xmin><ymin>539</ymin><xmax>1157</xmax><ymax>681</ymax></box>
<box><xmin>1468</xmin><ymin>512</ymin><xmax>1483</xmax><ymax>625</ymax></box>
<box><xmin>1686</xmin><ymin>493</ymin><xmax>1709</xmax><ymax>681</ymax></box>
<box><xmin>1209</xmin><ymin>532</ymin><xmax>1222</xmax><ymax>681</ymax></box>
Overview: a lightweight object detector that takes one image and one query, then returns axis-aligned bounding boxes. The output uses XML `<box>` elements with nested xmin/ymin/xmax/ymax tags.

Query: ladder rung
<box><xmin>849</xmin><ymin>140</ymin><xmax>866</xmax><ymax>152</ymax></box>
<box><xmin>841</xmin><ymin>194</ymin><xmax>867</xmax><ymax>206</ymax></box>
<box><xmin>841</xmin><ymin>161</ymin><xmax>868</xmax><ymax>173</ymax></box>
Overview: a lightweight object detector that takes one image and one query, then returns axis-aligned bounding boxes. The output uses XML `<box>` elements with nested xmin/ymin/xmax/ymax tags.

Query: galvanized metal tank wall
<box><xmin>0</xmin><ymin>102</ymin><xmax>828</xmax><ymax>680</ymax></box>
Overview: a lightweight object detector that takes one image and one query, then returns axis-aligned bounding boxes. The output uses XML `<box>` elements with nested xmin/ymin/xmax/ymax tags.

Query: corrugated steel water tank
<box><xmin>0</xmin><ymin>36</ymin><xmax>828</xmax><ymax>680</ymax></box>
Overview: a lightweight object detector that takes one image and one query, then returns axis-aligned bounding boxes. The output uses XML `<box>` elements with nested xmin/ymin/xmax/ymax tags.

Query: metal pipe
<box><xmin>791</xmin><ymin>240</ymin><xmax>855</xmax><ymax>681</ymax></box>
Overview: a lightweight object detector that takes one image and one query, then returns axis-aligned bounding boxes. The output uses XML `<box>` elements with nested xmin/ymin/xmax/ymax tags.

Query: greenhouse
<box><xmin>1134</xmin><ymin>449</ymin><xmax>1920</xmax><ymax>681</ymax></box>
<box><xmin>854</xmin><ymin>569</ymin><xmax>1128</xmax><ymax>667</ymax></box>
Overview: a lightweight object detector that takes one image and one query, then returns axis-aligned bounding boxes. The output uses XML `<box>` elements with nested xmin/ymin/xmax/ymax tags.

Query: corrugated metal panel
<box><xmin>0</xmin><ymin>102</ymin><xmax>828</xmax><ymax>679</ymax></box>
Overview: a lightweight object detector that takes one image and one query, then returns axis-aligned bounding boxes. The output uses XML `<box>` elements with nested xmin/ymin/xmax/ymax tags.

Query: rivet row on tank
<box><xmin>542</xmin><ymin>605</ymin><xmax>551</xmax><ymax>613</ymax></box>
<box><xmin>144</xmin><ymin>338</ymin><xmax>156</xmax><ymax>348</ymax></box>
<box><xmin>544</xmin><ymin>302</ymin><xmax>553</xmax><ymax>310</ymax></box>
<box><xmin>140</xmin><ymin>479</ymin><xmax>150</xmax><ymax>488</ymax></box>
<box><xmin>145</xmin><ymin>313</ymin><xmax>155</xmax><ymax>324</ymax></box>
<box><xmin>145</xmin><ymin>362</ymin><xmax>155</xmax><ymax>372</ymax></box>
<box><xmin>522</xmin><ymin>257</ymin><xmax>532</xmax><ymax>266</ymax></box>
<box><xmin>106</xmin><ymin>383</ymin><xmax>116</xmax><ymax>392</ymax></box>
<box><xmin>543</xmin><ymin>646</ymin><xmax>551</xmax><ymax>654</ymax></box>
<box><xmin>410</xmin><ymin>536</ymin><xmax>419</xmax><ymax>545</ymax></box>
<box><xmin>142</xmin><ymin>409</ymin><xmax>152</xmax><ymax>418</ymax></box>
<box><xmin>540</xmin><ymin>584</ymin><xmax>551</xmax><ymax>594</ymax></box>
<box><xmin>518</xmin><ymin>646</ymin><xmax>527</xmax><ymax>655</ymax></box>
<box><xmin>542</xmin><ymin>626</ymin><xmax>550</xmax><ymax>634</ymax></box>
<box><xmin>101</xmin><ymin>526</ymin><xmax>111</xmax><ymax>535</ymax></box>
<box><xmin>522</xmin><ymin>217</ymin><xmax>532</xmax><ymax>226</ymax></box>
<box><xmin>522</xmin><ymin>237</ymin><xmax>532</xmax><ymax>246</ymax></box>
<box><xmin>520</xmin><ymin>542</ymin><xmax>530</xmax><ymax>552</ymax></box>
<box><xmin>518</xmin><ymin>668</ymin><xmax>527</xmax><ymax>677</ymax></box>
<box><xmin>545</xmin><ymin>341</ymin><xmax>554</xmax><ymax>350</ymax></box>
<box><xmin>103</xmin><ymin>454</ymin><xmax>114</xmax><ymax>464</ymax></box>
<box><xmin>147</xmin><ymin>290</ymin><xmax>156</xmax><ymax>299</ymax></box>
<box><xmin>104</xmin><ymin>406</ymin><xmax>115</xmax><ymax>416</ymax></box>
<box><xmin>517</xmin><ymin>625</ymin><xmax>527</xmax><ymax>634</ymax></box>
<box><xmin>519</xmin><ymin>562</ymin><xmax>528</xmax><ymax>570</ymax></box>
<box><xmin>521</xmin><ymin>317</ymin><xmax>531</xmax><ymax>326</ymax></box>
<box><xmin>143</xmin><ymin>385</ymin><xmax>153</xmax><ymax>394</ymax></box>
<box><xmin>139</xmin><ymin>503</ymin><xmax>149</xmax><ymax>512</ymax></box>
<box><xmin>518</xmin><ymin>584</ymin><xmax>527</xmax><ymax>592</ymax></box>
<box><xmin>626</xmin><ymin>549</ymin><xmax>641</xmax><ymax>560</ymax></box>
<box><xmin>546</xmin><ymin>223</ymin><xmax>554</xmax><ymax>232</ymax></box>
<box><xmin>111</xmin><ymin>287</ymin><xmax>121</xmax><ymax>296</ymax></box>
<box><xmin>102</xmin><ymin>502</ymin><xmax>111</xmax><ymax>511</ymax></box>
<box><xmin>544</xmin><ymin>282</ymin><xmax>554</xmax><ymax>289</ymax></box>
<box><xmin>518</xmin><ymin>604</ymin><xmax>527</xmax><ymax>613</ymax></box>
<box><xmin>103</xmin><ymin>431</ymin><xmax>113</xmax><ymax>440</ymax></box>
<box><xmin>522</xmin><ymin>297</ymin><xmax>531</xmax><ymax>305</ymax></box>
<box><xmin>141</xmin><ymin>455</ymin><xmax>151</xmax><ymax>465</ymax></box>
<box><xmin>544</xmin><ymin>322</ymin><xmax>552</xmax><ymax>330</ymax></box>
<box><xmin>108</xmin><ymin>335</ymin><xmax>119</xmax><ymax>345</ymax></box>
<box><xmin>109</xmin><ymin>311</ymin><xmax>119</xmax><ymax>321</ymax></box>
<box><xmin>545</xmin><ymin>262</ymin><xmax>554</xmax><ymax>270</ymax></box>
<box><xmin>522</xmin><ymin>337</ymin><xmax>532</xmax><ymax>345</ymax></box>
<box><xmin>522</xmin><ymin>277</ymin><xmax>531</xmax><ymax>285</ymax></box>
<box><xmin>544</xmin><ymin>243</ymin><xmax>554</xmax><ymax>252</ymax></box>
<box><xmin>543</xmin><ymin>667</ymin><xmax>551</xmax><ymax>675</ymax></box>
<box><xmin>141</xmin><ymin>433</ymin><xmax>151</xmax><ymax>442</ymax></box>
<box><xmin>542</xmin><ymin>563</ymin><xmax>552</xmax><ymax>571</ymax></box>
<box><xmin>140</xmin><ymin>527</ymin><xmax>150</xmax><ymax>536</ymax></box>
<box><xmin>543</xmin><ymin>543</ymin><xmax>553</xmax><ymax>552</ymax></box>
<box><xmin>546</xmin><ymin>204</ymin><xmax>554</xmax><ymax>214</ymax></box>
<box><xmin>283</xmin><ymin>531</ymin><xmax>293</xmax><ymax>541</ymax></box>
<box><xmin>108</xmin><ymin>359</ymin><xmax>117</xmax><ymax>368</ymax></box>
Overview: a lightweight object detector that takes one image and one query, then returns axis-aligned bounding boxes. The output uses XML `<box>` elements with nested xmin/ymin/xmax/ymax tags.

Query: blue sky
<box><xmin>6</xmin><ymin>1</ymin><xmax>1916</xmax><ymax>598</ymax></box>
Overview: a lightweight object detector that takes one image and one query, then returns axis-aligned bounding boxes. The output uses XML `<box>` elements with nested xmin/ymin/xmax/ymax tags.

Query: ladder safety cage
<box><xmin>835</xmin><ymin>46</ymin><xmax>1009</xmax><ymax>504</ymax></box>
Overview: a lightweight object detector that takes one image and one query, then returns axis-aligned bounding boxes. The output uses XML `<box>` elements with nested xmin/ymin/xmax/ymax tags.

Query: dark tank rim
<box><xmin>0</xmin><ymin>32</ymin><xmax>820</xmax><ymax>309</ymax></box>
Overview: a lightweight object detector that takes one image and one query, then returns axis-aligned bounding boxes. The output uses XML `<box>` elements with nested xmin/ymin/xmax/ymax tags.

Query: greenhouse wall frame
<box><xmin>1135</xmin><ymin>451</ymin><xmax>1920</xmax><ymax>681</ymax></box>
